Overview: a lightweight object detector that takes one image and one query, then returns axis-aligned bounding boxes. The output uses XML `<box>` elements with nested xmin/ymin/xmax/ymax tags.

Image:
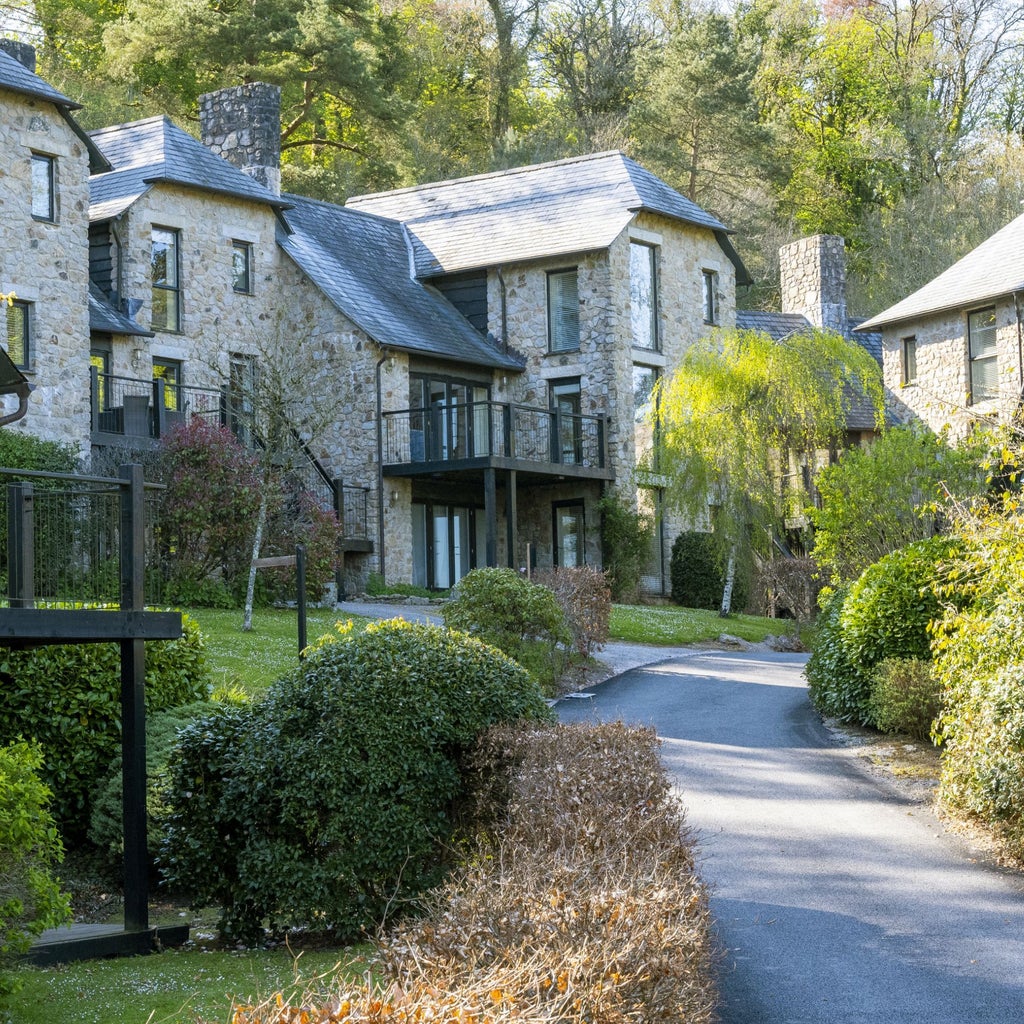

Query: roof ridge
<box><xmin>88</xmin><ymin>114</ymin><xmax>172</xmax><ymax>138</ymax></box>
<box><xmin>348</xmin><ymin>150</ymin><xmax>626</xmax><ymax>204</ymax></box>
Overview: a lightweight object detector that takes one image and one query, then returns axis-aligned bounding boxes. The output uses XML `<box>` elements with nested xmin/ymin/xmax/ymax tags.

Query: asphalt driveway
<box><xmin>556</xmin><ymin>651</ymin><xmax>1024</xmax><ymax>1023</ymax></box>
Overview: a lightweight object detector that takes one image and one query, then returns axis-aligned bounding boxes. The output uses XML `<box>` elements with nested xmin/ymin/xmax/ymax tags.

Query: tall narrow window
<box><xmin>901</xmin><ymin>336</ymin><xmax>917</xmax><ymax>386</ymax></box>
<box><xmin>968</xmin><ymin>307</ymin><xmax>997</xmax><ymax>403</ymax></box>
<box><xmin>630</xmin><ymin>242</ymin><xmax>658</xmax><ymax>350</ymax></box>
<box><xmin>550</xmin><ymin>378</ymin><xmax>582</xmax><ymax>465</ymax></box>
<box><xmin>31</xmin><ymin>154</ymin><xmax>55</xmax><ymax>222</ymax></box>
<box><xmin>553</xmin><ymin>501</ymin><xmax>586</xmax><ymax>567</ymax></box>
<box><xmin>702</xmin><ymin>269</ymin><xmax>719</xmax><ymax>325</ymax></box>
<box><xmin>232</xmin><ymin>240</ymin><xmax>253</xmax><ymax>294</ymax></box>
<box><xmin>151</xmin><ymin>227</ymin><xmax>181</xmax><ymax>331</ymax></box>
<box><xmin>4</xmin><ymin>300</ymin><xmax>30</xmax><ymax>369</ymax></box>
<box><xmin>547</xmin><ymin>269</ymin><xmax>579</xmax><ymax>352</ymax></box>
<box><xmin>91</xmin><ymin>344</ymin><xmax>111</xmax><ymax>411</ymax></box>
<box><xmin>228</xmin><ymin>352</ymin><xmax>258</xmax><ymax>446</ymax></box>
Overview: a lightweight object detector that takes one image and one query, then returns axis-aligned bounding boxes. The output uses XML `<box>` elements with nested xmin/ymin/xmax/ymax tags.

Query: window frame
<box><xmin>552</xmin><ymin>499</ymin><xmax>586</xmax><ymax>568</ymax></box>
<box><xmin>231</xmin><ymin>240</ymin><xmax>253</xmax><ymax>295</ymax></box>
<box><xmin>30</xmin><ymin>153</ymin><xmax>56</xmax><ymax>223</ymax></box>
<box><xmin>152</xmin><ymin>357</ymin><xmax>183</xmax><ymax>411</ymax></box>
<box><xmin>630</xmin><ymin>241</ymin><xmax>660</xmax><ymax>351</ymax></box>
<box><xmin>702</xmin><ymin>269</ymin><xmax>719</xmax><ymax>326</ymax></box>
<box><xmin>150</xmin><ymin>226</ymin><xmax>182</xmax><ymax>332</ymax></box>
<box><xmin>547</xmin><ymin>268</ymin><xmax>580</xmax><ymax>353</ymax></box>
<box><xmin>967</xmin><ymin>306</ymin><xmax>998</xmax><ymax>404</ymax></box>
<box><xmin>4</xmin><ymin>300</ymin><xmax>31</xmax><ymax>370</ymax></box>
<box><xmin>900</xmin><ymin>335</ymin><xmax>917</xmax><ymax>386</ymax></box>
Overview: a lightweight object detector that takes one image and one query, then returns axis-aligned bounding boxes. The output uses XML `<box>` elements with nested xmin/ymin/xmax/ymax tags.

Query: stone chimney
<box><xmin>0</xmin><ymin>39</ymin><xmax>37</xmax><ymax>72</ymax></box>
<box><xmin>779</xmin><ymin>234</ymin><xmax>848</xmax><ymax>335</ymax></box>
<box><xmin>198</xmin><ymin>82</ymin><xmax>281</xmax><ymax>195</ymax></box>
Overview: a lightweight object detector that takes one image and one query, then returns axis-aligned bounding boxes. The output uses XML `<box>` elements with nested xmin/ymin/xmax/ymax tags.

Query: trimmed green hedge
<box><xmin>0</xmin><ymin>614</ymin><xmax>209</xmax><ymax>836</ymax></box>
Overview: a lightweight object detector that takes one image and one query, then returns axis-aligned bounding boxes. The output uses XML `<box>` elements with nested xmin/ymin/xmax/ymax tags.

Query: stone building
<box><xmin>856</xmin><ymin>215</ymin><xmax>1024</xmax><ymax>438</ymax></box>
<box><xmin>0</xmin><ymin>54</ymin><xmax>750</xmax><ymax>594</ymax></box>
<box><xmin>0</xmin><ymin>41</ymin><xmax>102</xmax><ymax>451</ymax></box>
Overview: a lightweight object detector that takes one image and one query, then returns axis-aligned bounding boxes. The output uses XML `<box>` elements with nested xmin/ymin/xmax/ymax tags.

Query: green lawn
<box><xmin>6</xmin><ymin>945</ymin><xmax>368</xmax><ymax>1024</ymax></box>
<box><xmin>609</xmin><ymin>603</ymin><xmax>800</xmax><ymax>646</ymax></box>
<box><xmin>187</xmin><ymin>607</ymin><xmax>373</xmax><ymax>693</ymax></box>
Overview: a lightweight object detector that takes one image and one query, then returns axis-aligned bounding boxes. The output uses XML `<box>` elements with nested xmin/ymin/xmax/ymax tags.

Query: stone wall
<box><xmin>0</xmin><ymin>86</ymin><xmax>92</xmax><ymax>455</ymax></box>
<box><xmin>780</xmin><ymin>234</ymin><xmax>847</xmax><ymax>333</ymax></box>
<box><xmin>881</xmin><ymin>300</ymin><xmax>1023</xmax><ymax>437</ymax></box>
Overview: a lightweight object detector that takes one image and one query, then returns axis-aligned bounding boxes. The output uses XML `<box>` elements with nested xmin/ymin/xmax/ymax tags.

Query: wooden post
<box><xmin>484</xmin><ymin>468</ymin><xmax>497</xmax><ymax>567</ymax></box>
<box><xmin>119</xmin><ymin>464</ymin><xmax>148</xmax><ymax>933</ymax></box>
<box><xmin>296</xmin><ymin>543</ymin><xmax>307</xmax><ymax>658</ymax></box>
<box><xmin>8</xmin><ymin>481</ymin><xmax>34</xmax><ymax>608</ymax></box>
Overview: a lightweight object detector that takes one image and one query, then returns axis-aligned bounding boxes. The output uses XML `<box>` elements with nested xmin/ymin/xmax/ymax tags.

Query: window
<box><xmin>4</xmin><ymin>300</ymin><xmax>30</xmax><ymax>369</ymax></box>
<box><xmin>630</xmin><ymin>242</ymin><xmax>658</xmax><ymax>350</ymax></box>
<box><xmin>31</xmin><ymin>154</ymin><xmax>55</xmax><ymax>222</ymax></box>
<box><xmin>553</xmin><ymin>501</ymin><xmax>586</xmax><ymax>567</ymax></box>
<box><xmin>550</xmin><ymin>378</ymin><xmax>582</xmax><ymax>465</ymax></box>
<box><xmin>412</xmin><ymin>502</ymin><xmax>482</xmax><ymax>589</ymax></box>
<box><xmin>90</xmin><ymin>344</ymin><xmax>111</xmax><ymax>410</ymax></box>
<box><xmin>547</xmin><ymin>269</ymin><xmax>579</xmax><ymax>352</ymax></box>
<box><xmin>901</xmin><ymin>336</ymin><xmax>917</xmax><ymax>386</ymax></box>
<box><xmin>632</xmin><ymin>364</ymin><xmax>659</xmax><ymax>423</ymax></box>
<box><xmin>232</xmin><ymin>240</ymin><xmax>253</xmax><ymax>294</ymax></box>
<box><xmin>153</xmin><ymin>358</ymin><xmax>182</xmax><ymax>411</ymax></box>
<box><xmin>968</xmin><ymin>307</ymin><xmax>997</xmax><ymax>403</ymax></box>
<box><xmin>227</xmin><ymin>352</ymin><xmax>258</xmax><ymax>445</ymax></box>
<box><xmin>702</xmin><ymin>269</ymin><xmax>719</xmax><ymax>325</ymax></box>
<box><xmin>151</xmin><ymin>227</ymin><xmax>181</xmax><ymax>331</ymax></box>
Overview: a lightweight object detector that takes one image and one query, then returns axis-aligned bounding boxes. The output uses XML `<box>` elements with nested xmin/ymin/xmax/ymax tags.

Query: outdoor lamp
<box><xmin>0</xmin><ymin>345</ymin><xmax>32</xmax><ymax>427</ymax></box>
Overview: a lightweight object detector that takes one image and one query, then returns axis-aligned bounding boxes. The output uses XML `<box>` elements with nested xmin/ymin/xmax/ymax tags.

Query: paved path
<box><xmin>556</xmin><ymin>651</ymin><xmax>1024</xmax><ymax>1023</ymax></box>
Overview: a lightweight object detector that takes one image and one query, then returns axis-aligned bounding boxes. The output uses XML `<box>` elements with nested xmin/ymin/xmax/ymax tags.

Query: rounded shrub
<box><xmin>669</xmin><ymin>532</ymin><xmax>749</xmax><ymax>611</ymax></box>
<box><xmin>0</xmin><ymin>613</ymin><xmax>209</xmax><ymax>836</ymax></box>
<box><xmin>160</xmin><ymin>619</ymin><xmax>554</xmax><ymax>944</ymax></box>
<box><xmin>805</xmin><ymin>587</ymin><xmax>873</xmax><ymax>724</ymax></box>
<box><xmin>840</xmin><ymin>536</ymin><xmax>960</xmax><ymax>670</ymax></box>
<box><xmin>441</xmin><ymin>567</ymin><xmax>570</xmax><ymax>688</ymax></box>
<box><xmin>867</xmin><ymin>658</ymin><xmax>941</xmax><ymax>742</ymax></box>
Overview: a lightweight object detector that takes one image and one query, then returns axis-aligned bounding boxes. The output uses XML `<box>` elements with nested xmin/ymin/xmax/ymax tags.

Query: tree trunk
<box><xmin>719</xmin><ymin>546</ymin><xmax>736</xmax><ymax>618</ymax></box>
<box><xmin>242</xmin><ymin>491</ymin><xmax>269</xmax><ymax>632</ymax></box>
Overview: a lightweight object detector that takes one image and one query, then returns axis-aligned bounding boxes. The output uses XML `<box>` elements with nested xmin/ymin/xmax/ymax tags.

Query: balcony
<box><xmin>90</xmin><ymin>370</ymin><xmax>371</xmax><ymax>550</ymax></box>
<box><xmin>382</xmin><ymin>401</ymin><xmax>613</xmax><ymax>481</ymax></box>
<box><xmin>90</xmin><ymin>369</ymin><xmax>222</xmax><ymax>444</ymax></box>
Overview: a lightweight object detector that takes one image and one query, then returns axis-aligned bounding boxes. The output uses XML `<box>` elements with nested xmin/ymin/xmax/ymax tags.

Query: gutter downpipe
<box><xmin>375</xmin><ymin>351</ymin><xmax>388</xmax><ymax>583</ymax></box>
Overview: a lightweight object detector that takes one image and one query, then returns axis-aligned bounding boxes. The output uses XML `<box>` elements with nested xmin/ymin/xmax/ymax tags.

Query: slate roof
<box><xmin>89</xmin><ymin>116</ymin><xmax>290</xmax><ymax>222</ymax></box>
<box><xmin>857</xmin><ymin>212</ymin><xmax>1024</xmax><ymax>330</ymax></box>
<box><xmin>347</xmin><ymin>151</ymin><xmax>750</xmax><ymax>285</ymax></box>
<box><xmin>88</xmin><ymin>284</ymin><xmax>153</xmax><ymax>337</ymax></box>
<box><xmin>736</xmin><ymin>310</ymin><xmax>883</xmax><ymax>430</ymax></box>
<box><xmin>0</xmin><ymin>47</ymin><xmax>78</xmax><ymax>108</ymax></box>
<box><xmin>278</xmin><ymin>194</ymin><xmax>525</xmax><ymax>371</ymax></box>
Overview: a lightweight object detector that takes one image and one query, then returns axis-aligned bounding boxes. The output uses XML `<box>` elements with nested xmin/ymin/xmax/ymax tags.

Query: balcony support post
<box><xmin>505</xmin><ymin>470</ymin><xmax>517</xmax><ymax>570</ymax></box>
<box><xmin>484</xmin><ymin>468</ymin><xmax>497</xmax><ymax>568</ymax></box>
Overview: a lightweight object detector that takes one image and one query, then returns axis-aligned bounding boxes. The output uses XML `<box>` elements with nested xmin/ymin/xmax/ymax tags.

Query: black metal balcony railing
<box><xmin>91</xmin><ymin>369</ymin><xmax>222</xmax><ymax>440</ymax></box>
<box><xmin>382</xmin><ymin>401</ymin><xmax>608</xmax><ymax>471</ymax></box>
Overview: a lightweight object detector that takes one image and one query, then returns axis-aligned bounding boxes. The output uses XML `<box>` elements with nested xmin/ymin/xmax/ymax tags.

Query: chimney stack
<box><xmin>198</xmin><ymin>83</ymin><xmax>281</xmax><ymax>195</ymax></box>
<box><xmin>779</xmin><ymin>234</ymin><xmax>848</xmax><ymax>335</ymax></box>
<box><xmin>0</xmin><ymin>39</ymin><xmax>37</xmax><ymax>73</ymax></box>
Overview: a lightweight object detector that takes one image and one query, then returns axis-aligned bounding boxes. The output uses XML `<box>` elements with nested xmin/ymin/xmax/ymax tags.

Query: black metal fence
<box><xmin>382</xmin><ymin>400</ymin><xmax>608</xmax><ymax>470</ymax></box>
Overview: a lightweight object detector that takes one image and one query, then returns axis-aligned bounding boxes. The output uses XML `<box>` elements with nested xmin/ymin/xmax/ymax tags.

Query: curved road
<box><xmin>556</xmin><ymin>650</ymin><xmax>1024</xmax><ymax>1023</ymax></box>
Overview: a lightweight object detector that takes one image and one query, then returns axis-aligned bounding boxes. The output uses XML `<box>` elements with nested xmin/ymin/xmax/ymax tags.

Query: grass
<box><xmin>186</xmin><ymin>608</ymin><xmax>373</xmax><ymax>693</ymax></box>
<box><xmin>5</xmin><ymin>945</ymin><xmax>369</xmax><ymax>1024</ymax></box>
<box><xmin>609</xmin><ymin>603</ymin><xmax>802</xmax><ymax>646</ymax></box>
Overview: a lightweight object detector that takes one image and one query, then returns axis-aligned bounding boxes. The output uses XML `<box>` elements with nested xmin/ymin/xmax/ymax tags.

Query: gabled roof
<box><xmin>0</xmin><ymin>47</ymin><xmax>78</xmax><ymax>108</ymax></box>
<box><xmin>857</xmin><ymin>213</ymin><xmax>1024</xmax><ymax>331</ymax></box>
<box><xmin>279</xmin><ymin>194</ymin><xmax>524</xmax><ymax>372</ymax></box>
<box><xmin>347</xmin><ymin>151</ymin><xmax>750</xmax><ymax>284</ymax></box>
<box><xmin>88</xmin><ymin>284</ymin><xmax>153</xmax><ymax>337</ymax></box>
<box><xmin>89</xmin><ymin>116</ymin><xmax>290</xmax><ymax>222</ymax></box>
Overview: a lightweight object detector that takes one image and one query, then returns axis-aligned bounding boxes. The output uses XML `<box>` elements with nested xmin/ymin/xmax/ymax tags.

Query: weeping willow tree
<box><xmin>655</xmin><ymin>327</ymin><xmax>884</xmax><ymax>615</ymax></box>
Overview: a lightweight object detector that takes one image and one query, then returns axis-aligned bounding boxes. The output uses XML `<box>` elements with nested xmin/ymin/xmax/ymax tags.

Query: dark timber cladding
<box><xmin>433</xmin><ymin>271</ymin><xmax>488</xmax><ymax>334</ymax></box>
